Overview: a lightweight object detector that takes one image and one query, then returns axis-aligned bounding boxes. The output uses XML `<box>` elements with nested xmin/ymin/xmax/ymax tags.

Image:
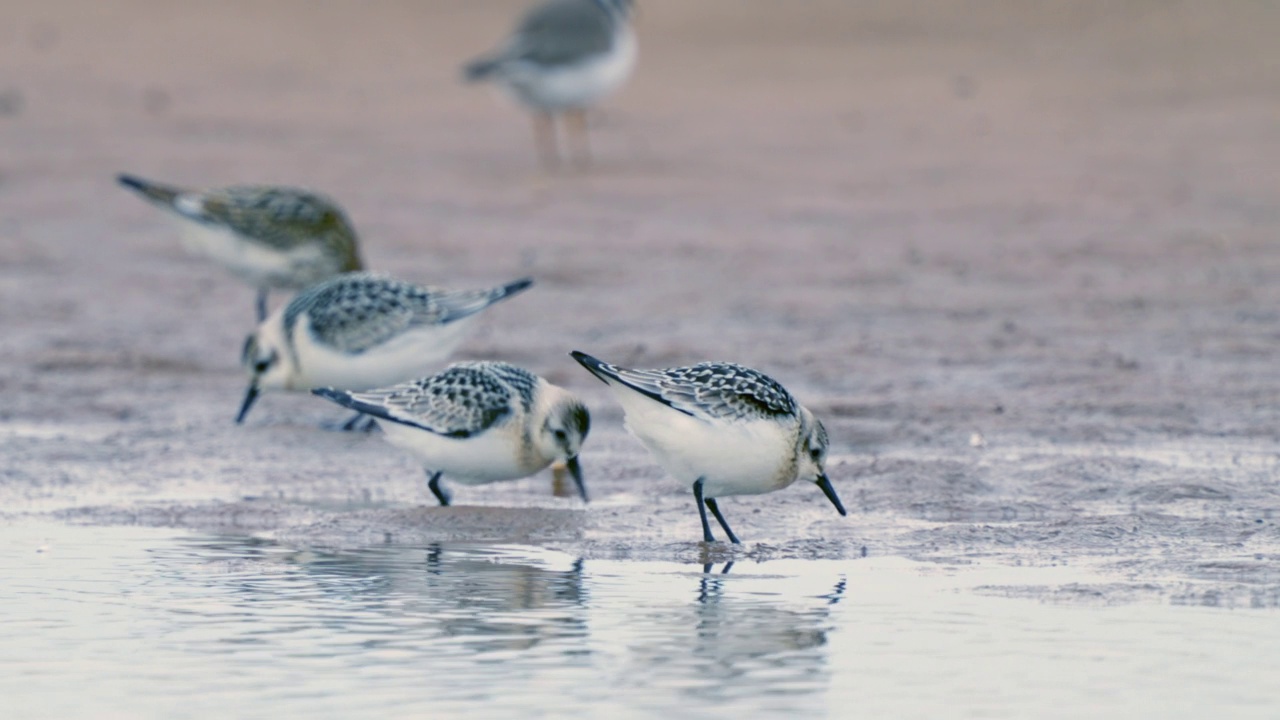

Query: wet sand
<box><xmin>3</xmin><ymin>1</ymin><xmax>1280</xmax><ymax>606</ymax></box>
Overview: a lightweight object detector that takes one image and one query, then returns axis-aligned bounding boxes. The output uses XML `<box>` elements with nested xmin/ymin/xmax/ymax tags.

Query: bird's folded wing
<box><xmin>409</xmin><ymin>278</ymin><xmax>533</xmax><ymax>327</ymax></box>
<box><xmin>611</xmin><ymin>364</ymin><xmax>797</xmax><ymax>422</ymax></box>
<box><xmin>198</xmin><ymin>187</ymin><xmax>346</xmax><ymax>252</ymax></box>
<box><xmin>508</xmin><ymin>1</ymin><xmax>614</xmax><ymax>67</ymax></box>
<box><xmin>343</xmin><ymin>367</ymin><xmax>514</xmax><ymax>438</ymax></box>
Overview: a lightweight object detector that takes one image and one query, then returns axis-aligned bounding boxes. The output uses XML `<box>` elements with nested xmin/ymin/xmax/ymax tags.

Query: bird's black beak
<box><xmin>815</xmin><ymin>474</ymin><xmax>847</xmax><ymax>516</ymax></box>
<box><xmin>566</xmin><ymin>455</ymin><xmax>588</xmax><ymax>503</ymax></box>
<box><xmin>235</xmin><ymin>383</ymin><xmax>260</xmax><ymax>424</ymax></box>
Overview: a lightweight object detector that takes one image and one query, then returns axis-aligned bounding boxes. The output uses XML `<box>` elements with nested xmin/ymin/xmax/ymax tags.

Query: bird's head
<box><xmin>235</xmin><ymin>320</ymin><xmax>291</xmax><ymax>423</ymax></box>
<box><xmin>538</xmin><ymin>390</ymin><xmax>592</xmax><ymax>502</ymax></box>
<box><xmin>798</xmin><ymin>407</ymin><xmax>846</xmax><ymax>516</ymax></box>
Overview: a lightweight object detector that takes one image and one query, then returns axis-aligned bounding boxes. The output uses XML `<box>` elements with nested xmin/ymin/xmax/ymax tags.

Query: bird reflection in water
<box><xmin>174</xmin><ymin>536</ymin><xmax>589</xmax><ymax>655</ymax></box>
<box><xmin>622</xmin><ymin>560</ymin><xmax>849</xmax><ymax>701</ymax></box>
<box><xmin>164</xmin><ymin>534</ymin><xmax>846</xmax><ymax>699</ymax></box>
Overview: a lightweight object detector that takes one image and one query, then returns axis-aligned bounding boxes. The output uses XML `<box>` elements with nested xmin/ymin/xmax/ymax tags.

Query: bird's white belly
<box><xmin>507</xmin><ymin>29</ymin><xmax>637</xmax><ymax>110</ymax></box>
<box><xmin>177</xmin><ymin>222</ymin><xmax>323</xmax><ymax>289</ymax></box>
<box><xmin>292</xmin><ymin>317</ymin><xmax>474</xmax><ymax>391</ymax></box>
<box><xmin>614</xmin><ymin>389</ymin><xmax>797</xmax><ymax>498</ymax></box>
<box><xmin>379</xmin><ymin>421</ymin><xmax>542</xmax><ymax>484</ymax></box>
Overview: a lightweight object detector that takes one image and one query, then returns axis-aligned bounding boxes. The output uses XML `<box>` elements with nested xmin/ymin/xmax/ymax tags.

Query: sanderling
<box><xmin>571</xmin><ymin>351</ymin><xmax>846</xmax><ymax>544</ymax></box>
<box><xmin>313</xmin><ymin>361</ymin><xmax>590</xmax><ymax>505</ymax></box>
<box><xmin>117</xmin><ymin>174</ymin><xmax>363</xmax><ymax>320</ymax></box>
<box><xmin>463</xmin><ymin>0</ymin><xmax>637</xmax><ymax>168</ymax></box>
<box><xmin>236</xmin><ymin>272</ymin><xmax>534</xmax><ymax>425</ymax></box>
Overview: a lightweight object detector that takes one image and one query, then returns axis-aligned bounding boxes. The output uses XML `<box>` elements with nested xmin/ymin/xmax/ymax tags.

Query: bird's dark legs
<box><xmin>532</xmin><ymin>111</ymin><xmax>559</xmax><ymax>169</ymax></box>
<box><xmin>693</xmin><ymin>478</ymin><xmax>716</xmax><ymax>543</ymax></box>
<box><xmin>704</xmin><ymin>497</ymin><xmax>741</xmax><ymax>545</ymax></box>
<box><xmin>255</xmin><ymin>288</ymin><xmax>269</xmax><ymax>322</ymax></box>
<box><xmin>564</xmin><ymin>108</ymin><xmax>591</xmax><ymax>167</ymax></box>
<box><xmin>427</xmin><ymin>471</ymin><xmax>451</xmax><ymax>507</ymax></box>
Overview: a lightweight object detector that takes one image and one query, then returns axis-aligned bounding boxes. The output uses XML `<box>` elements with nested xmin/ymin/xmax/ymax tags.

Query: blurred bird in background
<box><xmin>464</xmin><ymin>0</ymin><xmax>637</xmax><ymax>168</ymax></box>
<box><xmin>117</xmin><ymin>175</ymin><xmax>363</xmax><ymax>320</ymax></box>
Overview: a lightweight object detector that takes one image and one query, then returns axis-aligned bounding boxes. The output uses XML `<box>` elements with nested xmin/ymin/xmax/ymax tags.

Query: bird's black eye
<box><xmin>252</xmin><ymin>350</ymin><xmax>278</xmax><ymax>374</ymax></box>
<box><xmin>554</xmin><ymin>429</ymin><xmax>568</xmax><ymax>442</ymax></box>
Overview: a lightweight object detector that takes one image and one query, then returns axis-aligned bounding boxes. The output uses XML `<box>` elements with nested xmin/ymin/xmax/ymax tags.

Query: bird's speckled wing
<box><xmin>193</xmin><ymin>186</ymin><xmax>358</xmax><ymax>256</ymax></box>
<box><xmin>455</xmin><ymin>361</ymin><xmax>540</xmax><ymax>413</ymax></box>
<box><xmin>579</xmin><ymin>355</ymin><xmax>797</xmax><ymax>421</ymax></box>
<box><xmin>330</xmin><ymin>365</ymin><xmax>516</xmax><ymax>438</ymax></box>
<box><xmin>286</xmin><ymin>273</ymin><xmax>532</xmax><ymax>355</ymax></box>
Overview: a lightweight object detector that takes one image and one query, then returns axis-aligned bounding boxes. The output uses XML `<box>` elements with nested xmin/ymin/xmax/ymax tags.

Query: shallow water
<box><xmin>2</xmin><ymin>523</ymin><xmax>1278</xmax><ymax>720</ymax></box>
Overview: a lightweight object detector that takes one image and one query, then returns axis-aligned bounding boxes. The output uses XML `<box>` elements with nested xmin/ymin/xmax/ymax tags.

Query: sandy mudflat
<box><xmin>2</xmin><ymin>0</ymin><xmax>1279</xmax><ymax>604</ymax></box>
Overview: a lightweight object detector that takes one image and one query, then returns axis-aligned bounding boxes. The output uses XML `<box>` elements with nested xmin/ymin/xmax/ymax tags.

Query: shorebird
<box><xmin>571</xmin><ymin>351</ymin><xmax>846</xmax><ymax>544</ymax></box>
<box><xmin>313</xmin><ymin>361</ymin><xmax>590</xmax><ymax>505</ymax></box>
<box><xmin>116</xmin><ymin>174</ymin><xmax>363</xmax><ymax>320</ymax></box>
<box><xmin>237</xmin><ymin>272</ymin><xmax>533</xmax><ymax>426</ymax></box>
<box><xmin>463</xmin><ymin>0</ymin><xmax>637</xmax><ymax>168</ymax></box>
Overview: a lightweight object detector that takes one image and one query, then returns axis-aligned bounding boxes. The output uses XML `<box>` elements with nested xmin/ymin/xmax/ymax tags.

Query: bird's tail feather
<box><xmin>311</xmin><ymin>387</ymin><xmax>458</xmax><ymax>435</ymax></box>
<box><xmin>311</xmin><ymin>387</ymin><xmax>396</xmax><ymax>423</ymax></box>
<box><xmin>435</xmin><ymin>277</ymin><xmax>534</xmax><ymax>324</ymax></box>
<box><xmin>462</xmin><ymin>56</ymin><xmax>503</xmax><ymax>82</ymax></box>
<box><xmin>116</xmin><ymin>173</ymin><xmax>186</xmax><ymax>208</ymax></box>
<box><xmin>569</xmin><ymin>351</ymin><xmax>621</xmax><ymax>385</ymax></box>
<box><xmin>570</xmin><ymin>351</ymin><xmax>692</xmax><ymax>416</ymax></box>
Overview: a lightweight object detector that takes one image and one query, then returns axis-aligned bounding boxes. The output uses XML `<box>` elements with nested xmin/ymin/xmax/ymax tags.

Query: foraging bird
<box><xmin>313</xmin><ymin>361</ymin><xmax>591</xmax><ymax>505</ymax></box>
<box><xmin>571</xmin><ymin>351</ymin><xmax>846</xmax><ymax>544</ymax></box>
<box><xmin>116</xmin><ymin>174</ymin><xmax>363</xmax><ymax>320</ymax></box>
<box><xmin>237</xmin><ymin>272</ymin><xmax>534</xmax><ymax>425</ymax></box>
<box><xmin>463</xmin><ymin>0</ymin><xmax>637</xmax><ymax>168</ymax></box>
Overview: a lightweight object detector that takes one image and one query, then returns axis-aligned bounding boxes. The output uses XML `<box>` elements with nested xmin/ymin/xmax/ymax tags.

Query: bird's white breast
<box><xmin>506</xmin><ymin>27</ymin><xmax>637</xmax><ymax>110</ymax></box>
<box><xmin>289</xmin><ymin>315</ymin><xmax>474</xmax><ymax>391</ymax></box>
<box><xmin>175</xmin><ymin>220</ymin><xmax>324</xmax><ymax>290</ymax></box>
<box><xmin>378</xmin><ymin>419</ymin><xmax>546</xmax><ymax>484</ymax></box>
<box><xmin>611</xmin><ymin>384</ymin><xmax>798</xmax><ymax>498</ymax></box>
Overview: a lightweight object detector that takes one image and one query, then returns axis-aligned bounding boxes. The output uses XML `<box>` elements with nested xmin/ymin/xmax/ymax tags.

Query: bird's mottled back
<box><xmin>194</xmin><ymin>186</ymin><xmax>361</xmax><ymax>265</ymax></box>
<box><xmin>284</xmin><ymin>273</ymin><xmax>531</xmax><ymax>355</ymax></box>
<box><xmin>374</xmin><ymin>366</ymin><xmax>513</xmax><ymax>437</ymax></box>
<box><xmin>457</xmin><ymin>361</ymin><xmax>540</xmax><ymax>413</ymax></box>
<box><xmin>513</xmin><ymin>0</ymin><xmax>618</xmax><ymax>67</ymax></box>
<box><xmin>578</xmin><ymin>354</ymin><xmax>799</xmax><ymax>422</ymax></box>
<box><xmin>656</xmin><ymin>362</ymin><xmax>798</xmax><ymax>420</ymax></box>
<box><xmin>331</xmin><ymin>361</ymin><xmax>540</xmax><ymax>438</ymax></box>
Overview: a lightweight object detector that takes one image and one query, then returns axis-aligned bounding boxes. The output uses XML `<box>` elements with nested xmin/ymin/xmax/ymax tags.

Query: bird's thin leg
<box><xmin>564</xmin><ymin>108</ymin><xmax>591</xmax><ymax>167</ymax></box>
<box><xmin>255</xmin><ymin>288</ymin><xmax>269</xmax><ymax>322</ymax></box>
<box><xmin>693</xmin><ymin>478</ymin><xmax>716</xmax><ymax>543</ymax></box>
<box><xmin>427</xmin><ymin>471</ymin><xmax>451</xmax><ymax>507</ymax></box>
<box><xmin>532</xmin><ymin>111</ymin><xmax>559</xmax><ymax>169</ymax></box>
<box><xmin>704</xmin><ymin>497</ymin><xmax>742</xmax><ymax>545</ymax></box>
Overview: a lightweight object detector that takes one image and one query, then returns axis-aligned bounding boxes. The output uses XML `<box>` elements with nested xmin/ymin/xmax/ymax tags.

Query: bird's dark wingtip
<box><xmin>570</xmin><ymin>351</ymin><xmax>613</xmax><ymax>385</ymax></box>
<box><xmin>311</xmin><ymin>387</ymin><xmax>354</xmax><ymax>406</ymax></box>
<box><xmin>116</xmin><ymin>173</ymin><xmax>148</xmax><ymax>191</ymax></box>
<box><xmin>116</xmin><ymin>173</ymin><xmax>185</xmax><ymax>207</ymax></box>
<box><xmin>311</xmin><ymin>387</ymin><xmax>402</xmax><ymax>424</ymax></box>
<box><xmin>462</xmin><ymin>58</ymin><xmax>497</xmax><ymax>82</ymax></box>
<box><xmin>504</xmin><ymin>277</ymin><xmax>535</xmax><ymax>296</ymax></box>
